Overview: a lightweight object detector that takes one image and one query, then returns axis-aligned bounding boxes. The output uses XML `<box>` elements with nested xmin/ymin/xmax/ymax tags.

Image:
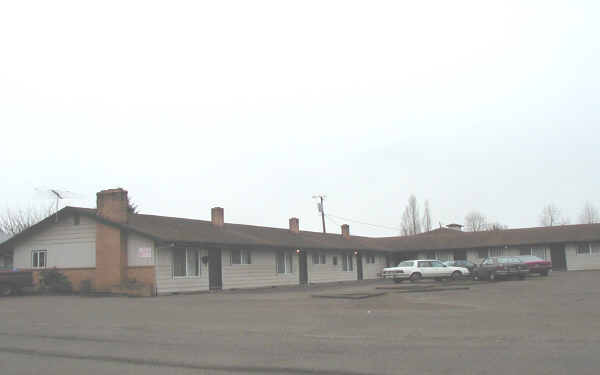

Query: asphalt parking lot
<box><xmin>1</xmin><ymin>271</ymin><xmax>599</xmax><ymax>375</ymax></box>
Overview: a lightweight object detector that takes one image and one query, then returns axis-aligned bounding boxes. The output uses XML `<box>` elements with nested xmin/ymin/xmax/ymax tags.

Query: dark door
<box><xmin>356</xmin><ymin>252</ymin><xmax>363</xmax><ymax>280</ymax></box>
<box><xmin>298</xmin><ymin>251</ymin><xmax>308</xmax><ymax>285</ymax></box>
<box><xmin>550</xmin><ymin>244</ymin><xmax>567</xmax><ymax>271</ymax></box>
<box><xmin>454</xmin><ymin>249</ymin><xmax>467</xmax><ymax>261</ymax></box>
<box><xmin>208</xmin><ymin>248</ymin><xmax>222</xmax><ymax>290</ymax></box>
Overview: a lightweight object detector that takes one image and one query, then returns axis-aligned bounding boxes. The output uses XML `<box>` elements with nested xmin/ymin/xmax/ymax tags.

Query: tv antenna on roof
<box><xmin>34</xmin><ymin>188</ymin><xmax>84</xmax><ymax>221</ymax></box>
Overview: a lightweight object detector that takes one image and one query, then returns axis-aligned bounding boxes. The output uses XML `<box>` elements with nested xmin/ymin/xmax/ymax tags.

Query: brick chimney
<box><xmin>211</xmin><ymin>207</ymin><xmax>224</xmax><ymax>227</ymax></box>
<box><xmin>289</xmin><ymin>217</ymin><xmax>299</xmax><ymax>233</ymax></box>
<box><xmin>95</xmin><ymin>188</ymin><xmax>129</xmax><ymax>292</ymax></box>
<box><xmin>341</xmin><ymin>224</ymin><xmax>350</xmax><ymax>238</ymax></box>
<box><xmin>96</xmin><ymin>188</ymin><xmax>129</xmax><ymax>223</ymax></box>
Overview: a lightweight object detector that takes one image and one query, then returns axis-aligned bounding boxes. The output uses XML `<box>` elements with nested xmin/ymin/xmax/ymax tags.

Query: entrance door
<box><xmin>298</xmin><ymin>250</ymin><xmax>308</xmax><ymax>285</ymax></box>
<box><xmin>454</xmin><ymin>249</ymin><xmax>467</xmax><ymax>261</ymax></box>
<box><xmin>356</xmin><ymin>252</ymin><xmax>363</xmax><ymax>280</ymax></box>
<box><xmin>208</xmin><ymin>248</ymin><xmax>223</xmax><ymax>290</ymax></box>
<box><xmin>550</xmin><ymin>244</ymin><xmax>567</xmax><ymax>271</ymax></box>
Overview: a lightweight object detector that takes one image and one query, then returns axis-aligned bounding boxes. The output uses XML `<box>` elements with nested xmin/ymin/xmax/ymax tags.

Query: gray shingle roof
<box><xmin>2</xmin><ymin>206</ymin><xmax>600</xmax><ymax>254</ymax></box>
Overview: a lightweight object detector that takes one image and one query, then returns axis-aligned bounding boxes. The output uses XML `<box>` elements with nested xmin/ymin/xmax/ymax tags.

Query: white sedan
<box><xmin>382</xmin><ymin>259</ymin><xmax>470</xmax><ymax>283</ymax></box>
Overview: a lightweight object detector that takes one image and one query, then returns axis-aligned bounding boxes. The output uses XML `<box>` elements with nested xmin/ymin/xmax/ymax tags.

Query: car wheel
<box><xmin>409</xmin><ymin>273</ymin><xmax>422</xmax><ymax>282</ymax></box>
<box><xmin>472</xmin><ymin>273</ymin><xmax>480</xmax><ymax>281</ymax></box>
<box><xmin>0</xmin><ymin>284</ymin><xmax>14</xmax><ymax>297</ymax></box>
<box><xmin>451</xmin><ymin>271</ymin><xmax>462</xmax><ymax>281</ymax></box>
<box><xmin>393</xmin><ymin>278</ymin><xmax>403</xmax><ymax>284</ymax></box>
<box><xmin>488</xmin><ymin>272</ymin><xmax>496</xmax><ymax>281</ymax></box>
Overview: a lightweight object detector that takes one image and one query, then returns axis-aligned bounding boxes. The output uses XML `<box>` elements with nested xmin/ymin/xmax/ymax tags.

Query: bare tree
<box><xmin>422</xmin><ymin>200</ymin><xmax>432</xmax><ymax>232</ymax></box>
<box><xmin>539</xmin><ymin>204</ymin><xmax>569</xmax><ymax>226</ymax></box>
<box><xmin>401</xmin><ymin>195</ymin><xmax>421</xmax><ymax>236</ymax></box>
<box><xmin>127</xmin><ymin>196</ymin><xmax>139</xmax><ymax>214</ymax></box>
<box><xmin>464</xmin><ymin>211</ymin><xmax>487</xmax><ymax>232</ymax></box>
<box><xmin>579</xmin><ymin>202</ymin><xmax>599</xmax><ymax>224</ymax></box>
<box><xmin>486</xmin><ymin>222</ymin><xmax>508</xmax><ymax>231</ymax></box>
<box><xmin>0</xmin><ymin>205</ymin><xmax>55</xmax><ymax>236</ymax></box>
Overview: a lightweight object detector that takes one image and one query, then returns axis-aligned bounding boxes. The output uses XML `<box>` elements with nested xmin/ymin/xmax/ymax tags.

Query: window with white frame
<box><xmin>577</xmin><ymin>243</ymin><xmax>591</xmax><ymax>255</ymax></box>
<box><xmin>312</xmin><ymin>253</ymin><xmax>320</xmax><ymax>264</ymax></box>
<box><xmin>489</xmin><ymin>248</ymin><xmax>504</xmax><ymax>257</ymax></box>
<box><xmin>342</xmin><ymin>254</ymin><xmax>353</xmax><ymax>271</ymax></box>
<box><xmin>332</xmin><ymin>256</ymin><xmax>338</xmax><ymax>266</ymax></box>
<box><xmin>173</xmin><ymin>248</ymin><xmax>201</xmax><ymax>277</ymax></box>
<box><xmin>276</xmin><ymin>251</ymin><xmax>294</xmax><ymax>273</ymax></box>
<box><xmin>532</xmin><ymin>247</ymin><xmax>548</xmax><ymax>259</ymax></box>
<box><xmin>320</xmin><ymin>254</ymin><xmax>326</xmax><ymax>264</ymax></box>
<box><xmin>231</xmin><ymin>249</ymin><xmax>251</xmax><ymax>265</ymax></box>
<box><xmin>519</xmin><ymin>248</ymin><xmax>530</xmax><ymax>256</ymax></box>
<box><xmin>32</xmin><ymin>250</ymin><xmax>47</xmax><ymax>269</ymax></box>
<box><xmin>366</xmin><ymin>255</ymin><xmax>375</xmax><ymax>264</ymax></box>
<box><xmin>591</xmin><ymin>243</ymin><xmax>600</xmax><ymax>255</ymax></box>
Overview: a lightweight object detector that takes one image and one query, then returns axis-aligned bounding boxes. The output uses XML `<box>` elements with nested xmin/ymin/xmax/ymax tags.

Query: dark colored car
<box><xmin>0</xmin><ymin>270</ymin><xmax>34</xmax><ymax>295</ymax></box>
<box><xmin>472</xmin><ymin>256</ymin><xmax>529</xmax><ymax>281</ymax></box>
<box><xmin>444</xmin><ymin>260</ymin><xmax>477</xmax><ymax>274</ymax></box>
<box><xmin>517</xmin><ymin>255</ymin><xmax>552</xmax><ymax>276</ymax></box>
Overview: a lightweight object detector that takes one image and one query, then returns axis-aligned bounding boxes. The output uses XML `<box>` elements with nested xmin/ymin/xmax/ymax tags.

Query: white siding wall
<box><xmin>222</xmin><ymin>249</ymin><xmax>298</xmax><ymax>289</ymax></box>
<box><xmin>155</xmin><ymin>247</ymin><xmax>209</xmax><ymax>294</ymax></box>
<box><xmin>565</xmin><ymin>243</ymin><xmax>600</xmax><ymax>271</ymax></box>
<box><xmin>363</xmin><ymin>254</ymin><xmax>386</xmax><ymax>279</ymax></box>
<box><xmin>12</xmin><ymin>215</ymin><xmax>96</xmax><ymax>269</ymax></box>
<box><xmin>127</xmin><ymin>233</ymin><xmax>155</xmax><ymax>266</ymax></box>
<box><xmin>307</xmin><ymin>251</ymin><xmax>357</xmax><ymax>283</ymax></box>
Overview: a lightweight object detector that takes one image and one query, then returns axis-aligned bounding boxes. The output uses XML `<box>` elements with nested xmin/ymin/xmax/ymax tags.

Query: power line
<box><xmin>325</xmin><ymin>213</ymin><xmax>400</xmax><ymax>231</ymax></box>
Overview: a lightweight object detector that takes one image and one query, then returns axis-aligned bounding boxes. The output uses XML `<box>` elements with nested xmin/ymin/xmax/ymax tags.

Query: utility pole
<box><xmin>313</xmin><ymin>195</ymin><xmax>327</xmax><ymax>233</ymax></box>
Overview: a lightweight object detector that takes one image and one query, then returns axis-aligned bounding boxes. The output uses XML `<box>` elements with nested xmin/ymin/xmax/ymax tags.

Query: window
<box><xmin>332</xmin><ymin>256</ymin><xmax>338</xmax><ymax>266</ymax></box>
<box><xmin>73</xmin><ymin>214</ymin><xmax>80</xmax><ymax>225</ymax></box>
<box><xmin>426</xmin><ymin>251</ymin><xmax>436</xmax><ymax>259</ymax></box>
<box><xmin>173</xmin><ymin>248</ymin><xmax>201</xmax><ymax>277</ymax></box>
<box><xmin>577</xmin><ymin>243</ymin><xmax>590</xmax><ymax>255</ymax></box>
<box><xmin>482</xmin><ymin>258</ymin><xmax>495</xmax><ymax>265</ymax></box>
<box><xmin>366</xmin><ymin>255</ymin><xmax>375</xmax><ymax>264</ymax></box>
<box><xmin>532</xmin><ymin>247</ymin><xmax>547</xmax><ymax>259</ymax></box>
<box><xmin>592</xmin><ymin>243</ymin><xmax>600</xmax><ymax>255</ymax></box>
<box><xmin>32</xmin><ymin>250</ymin><xmax>47</xmax><ymax>269</ymax></box>
<box><xmin>431</xmin><ymin>261</ymin><xmax>445</xmax><ymax>267</ymax></box>
<box><xmin>418</xmin><ymin>261</ymin><xmax>432</xmax><ymax>268</ymax></box>
<box><xmin>489</xmin><ymin>248</ymin><xmax>503</xmax><ymax>257</ymax></box>
<box><xmin>341</xmin><ymin>254</ymin><xmax>353</xmax><ymax>271</ymax></box>
<box><xmin>436</xmin><ymin>252</ymin><xmax>452</xmax><ymax>262</ymax></box>
<box><xmin>312</xmin><ymin>253</ymin><xmax>320</xmax><ymax>264</ymax></box>
<box><xmin>519</xmin><ymin>248</ymin><xmax>530</xmax><ymax>255</ymax></box>
<box><xmin>231</xmin><ymin>249</ymin><xmax>251</xmax><ymax>264</ymax></box>
<box><xmin>477</xmin><ymin>249</ymin><xmax>488</xmax><ymax>258</ymax></box>
<box><xmin>276</xmin><ymin>251</ymin><xmax>293</xmax><ymax>273</ymax></box>
<box><xmin>398</xmin><ymin>261</ymin><xmax>414</xmax><ymax>267</ymax></box>
<box><xmin>320</xmin><ymin>254</ymin><xmax>326</xmax><ymax>264</ymax></box>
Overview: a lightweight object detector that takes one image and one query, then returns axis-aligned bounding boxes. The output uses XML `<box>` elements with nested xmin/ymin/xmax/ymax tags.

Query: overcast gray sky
<box><xmin>1</xmin><ymin>1</ymin><xmax>599</xmax><ymax>236</ymax></box>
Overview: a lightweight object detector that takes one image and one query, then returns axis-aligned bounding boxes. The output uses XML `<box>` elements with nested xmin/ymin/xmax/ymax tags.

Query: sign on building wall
<box><xmin>137</xmin><ymin>247</ymin><xmax>152</xmax><ymax>258</ymax></box>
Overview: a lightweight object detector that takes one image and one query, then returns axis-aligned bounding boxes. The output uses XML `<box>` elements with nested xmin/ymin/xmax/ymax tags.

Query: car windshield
<box><xmin>397</xmin><ymin>261</ymin><xmax>413</xmax><ymax>267</ymax></box>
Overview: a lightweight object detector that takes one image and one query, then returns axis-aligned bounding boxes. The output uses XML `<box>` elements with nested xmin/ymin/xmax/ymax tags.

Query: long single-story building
<box><xmin>0</xmin><ymin>188</ymin><xmax>599</xmax><ymax>295</ymax></box>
